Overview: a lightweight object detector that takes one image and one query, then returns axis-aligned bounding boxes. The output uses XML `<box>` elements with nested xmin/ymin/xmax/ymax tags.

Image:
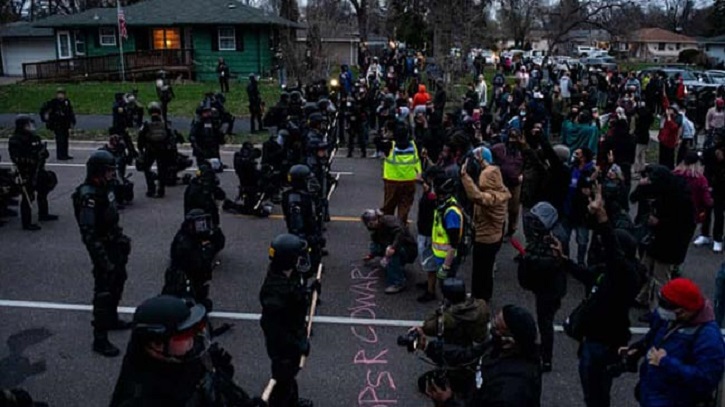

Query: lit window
<box><xmin>218</xmin><ymin>27</ymin><xmax>236</xmax><ymax>51</ymax></box>
<box><xmin>99</xmin><ymin>27</ymin><xmax>116</xmax><ymax>46</ymax></box>
<box><xmin>153</xmin><ymin>28</ymin><xmax>181</xmax><ymax>49</ymax></box>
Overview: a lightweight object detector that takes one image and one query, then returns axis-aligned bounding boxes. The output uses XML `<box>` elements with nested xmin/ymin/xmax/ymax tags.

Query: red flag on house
<box><xmin>117</xmin><ymin>5</ymin><xmax>128</xmax><ymax>40</ymax></box>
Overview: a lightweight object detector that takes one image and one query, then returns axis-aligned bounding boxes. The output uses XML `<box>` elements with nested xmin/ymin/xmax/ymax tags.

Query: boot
<box><xmin>108</xmin><ymin>318</ymin><xmax>133</xmax><ymax>331</ymax></box>
<box><xmin>93</xmin><ymin>331</ymin><xmax>120</xmax><ymax>357</ymax></box>
<box><xmin>23</xmin><ymin>224</ymin><xmax>41</xmax><ymax>231</ymax></box>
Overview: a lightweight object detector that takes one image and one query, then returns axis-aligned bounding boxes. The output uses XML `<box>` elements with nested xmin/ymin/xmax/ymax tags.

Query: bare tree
<box><xmin>498</xmin><ymin>0</ymin><xmax>542</xmax><ymax>48</ymax></box>
<box><xmin>543</xmin><ymin>0</ymin><xmax>632</xmax><ymax>51</ymax></box>
<box><xmin>348</xmin><ymin>0</ymin><xmax>369</xmax><ymax>42</ymax></box>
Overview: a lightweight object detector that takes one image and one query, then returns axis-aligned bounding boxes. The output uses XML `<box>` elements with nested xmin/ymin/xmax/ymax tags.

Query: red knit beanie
<box><xmin>661</xmin><ymin>278</ymin><xmax>705</xmax><ymax>311</ymax></box>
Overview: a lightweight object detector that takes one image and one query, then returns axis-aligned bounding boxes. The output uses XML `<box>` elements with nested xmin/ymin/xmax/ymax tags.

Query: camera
<box><xmin>606</xmin><ymin>352</ymin><xmax>640</xmax><ymax>377</ymax></box>
<box><xmin>397</xmin><ymin>330</ymin><xmax>421</xmax><ymax>353</ymax></box>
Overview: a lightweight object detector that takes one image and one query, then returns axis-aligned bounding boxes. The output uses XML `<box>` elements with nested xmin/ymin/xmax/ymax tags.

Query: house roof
<box><xmin>0</xmin><ymin>21</ymin><xmax>54</xmax><ymax>38</ymax></box>
<box><xmin>631</xmin><ymin>28</ymin><xmax>697</xmax><ymax>44</ymax></box>
<box><xmin>34</xmin><ymin>0</ymin><xmax>304</xmax><ymax>28</ymax></box>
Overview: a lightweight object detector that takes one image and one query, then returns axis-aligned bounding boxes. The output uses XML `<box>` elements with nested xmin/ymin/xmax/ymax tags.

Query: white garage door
<box><xmin>2</xmin><ymin>37</ymin><xmax>56</xmax><ymax>76</ymax></box>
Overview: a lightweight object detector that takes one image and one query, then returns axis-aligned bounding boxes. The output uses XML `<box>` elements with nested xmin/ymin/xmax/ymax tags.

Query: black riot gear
<box><xmin>185</xmin><ymin>208</ymin><xmax>213</xmax><ymax>237</ymax></box>
<box><xmin>269</xmin><ymin>233</ymin><xmax>311</xmax><ymax>274</ymax></box>
<box><xmin>73</xmin><ymin>155</ymin><xmax>132</xmax><ymax>357</ymax></box>
<box><xmin>86</xmin><ymin>150</ymin><xmax>117</xmax><ymax>181</ymax></box>
<box><xmin>111</xmin><ymin>296</ymin><xmax>264</xmax><ymax>407</ymax></box>
<box><xmin>288</xmin><ymin>164</ymin><xmax>311</xmax><ymax>190</ymax></box>
<box><xmin>14</xmin><ymin>114</ymin><xmax>34</xmax><ymax>131</ymax></box>
<box><xmin>137</xmin><ymin>113</ymin><xmax>172</xmax><ymax>198</ymax></box>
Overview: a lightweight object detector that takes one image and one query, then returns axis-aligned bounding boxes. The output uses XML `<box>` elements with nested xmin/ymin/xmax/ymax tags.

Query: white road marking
<box><xmin>0</xmin><ymin>299</ymin><xmax>701</xmax><ymax>335</ymax></box>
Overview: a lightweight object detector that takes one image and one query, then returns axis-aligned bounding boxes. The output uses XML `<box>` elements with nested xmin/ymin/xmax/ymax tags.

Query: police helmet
<box><xmin>197</xmin><ymin>163</ymin><xmax>218</xmax><ymax>187</ymax></box>
<box><xmin>307</xmin><ymin>138</ymin><xmax>329</xmax><ymax>151</ymax></box>
<box><xmin>433</xmin><ymin>173</ymin><xmax>456</xmax><ymax>196</ymax></box>
<box><xmin>147</xmin><ymin>102</ymin><xmax>162</xmax><ymax>115</ymax></box>
<box><xmin>303</xmin><ymin>102</ymin><xmax>319</xmax><ymax>117</ymax></box>
<box><xmin>269</xmin><ymin>233</ymin><xmax>311</xmax><ymax>274</ymax></box>
<box><xmin>249</xmin><ymin>73</ymin><xmax>257</xmax><ymax>81</ymax></box>
<box><xmin>441</xmin><ymin>277</ymin><xmax>466</xmax><ymax>304</ymax></box>
<box><xmin>132</xmin><ymin>295</ymin><xmax>208</xmax><ymax>361</ymax></box>
<box><xmin>215</xmin><ymin>92</ymin><xmax>226</xmax><ymax>105</ymax></box>
<box><xmin>290</xmin><ymin>91</ymin><xmax>302</xmax><ymax>103</ymax></box>
<box><xmin>288</xmin><ymin>164</ymin><xmax>311</xmax><ymax>189</ymax></box>
<box><xmin>14</xmin><ymin>114</ymin><xmax>35</xmax><ymax>131</ymax></box>
<box><xmin>277</xmin><ymin>129</ymin><xmax>290</xmax><ymax>139</ymax></box>
<box><xmin>308</xmin><ymin>112</ymin><xmax>324</xmax><ymax>126</ymax></box>
<box><xmin>86</xmin><ymin>150</ymin><xmax>116</xmax><ymax>180</ymax></box>
<box><xmin>318</xmin><ymin>98</ymin><xmax>331</xmax><ymax>111</ymax></box>
<box><xmin>184</xmin><ymin>209</ymin><xmax>213</xmax><ymax>236</ymax></box>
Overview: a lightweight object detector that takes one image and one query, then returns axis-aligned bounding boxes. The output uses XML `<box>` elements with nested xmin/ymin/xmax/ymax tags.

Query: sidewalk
<box><xmin>0</xmin><ymin>113</ymin><xmax>250</xmax><ymax>132</ymax></box>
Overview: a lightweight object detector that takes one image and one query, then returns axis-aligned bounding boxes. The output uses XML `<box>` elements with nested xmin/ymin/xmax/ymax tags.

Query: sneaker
<box><xmin>384</xmin><ymin>284</ymin><xmax>405</xmax><ymax>294</ymax></box>
<box><xmin>417</xmin><ymin>291</ymin><xmax>437</xmax><ymax>303</ymax></box>
<box><xmin>694</xmin><ymin>235</ymin><xmax>713</xmax><ymax>246</ymax></box>
<box><xmin>715</xmin><ymin>241</ymin><xmax>723</xmax><ymax>253</ymax></box>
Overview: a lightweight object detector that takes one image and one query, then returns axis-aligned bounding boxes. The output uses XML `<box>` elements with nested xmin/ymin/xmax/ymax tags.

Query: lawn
<box><xmin>0</xmin><ymin>80</ymin><xmax>281</xmax><ymax>118</ymax></box>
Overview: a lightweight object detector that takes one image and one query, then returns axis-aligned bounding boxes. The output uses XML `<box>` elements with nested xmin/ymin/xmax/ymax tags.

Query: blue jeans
<box><xmin>555</xmin><ymin>219</ymin><xmax>590</xmax><ymax>265</ymax></box>
<box><xmin>370</xmin><ymin>242</ymin><xmax>409</xmax><ymax>287</ymax></box>
<box><xmin>715</xmin><ymin>262</ymin><xmax>725</xmax><ymax>327</ymax></box>
<box><xmin>579</xmin><ymin>340</ymin><xmax>616</xmax><ymax>407</ymax></box>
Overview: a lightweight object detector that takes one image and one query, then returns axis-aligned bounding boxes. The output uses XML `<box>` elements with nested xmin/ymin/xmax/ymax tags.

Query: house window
<box><xmin>57</xmin><ymin>31</ymin><xmax>71</xmax><ymax>59</ymax></box>
<box><xmin>658</xmin><ymin>42</ymin><xmax>666</xmax><ymax>51</ymax></box>
<box><xmin>218</xmin><ymin>27</ymin><xmax>236</xmax><ymax>51</ymax></box>
<box><xmin>74</xmin><ymin>32</ymin><xmax>85</xmax><ymax>55</ymax></box>
<box><xmin>99</xmin><ymin>27</ymin><xmax>116</xmax><ymax>46</ymax></box>
<box><xmin>152</xmin><ymin>28</ymin><xmax>181</xmax><ymax>49</ymax></box>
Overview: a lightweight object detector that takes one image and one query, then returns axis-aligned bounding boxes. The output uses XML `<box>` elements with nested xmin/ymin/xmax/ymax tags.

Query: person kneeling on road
<box><xmin>423</xmin><ymin>305</ymin><xmax>542</xmax><ymax>407</ymax></box>
<box><xmin>361</xmin><ymin>209</ymin><xmax>418</xmax><ymax>294</ymax></box>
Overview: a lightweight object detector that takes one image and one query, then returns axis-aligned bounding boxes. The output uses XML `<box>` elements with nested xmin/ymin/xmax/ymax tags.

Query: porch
<box><xmin>21</xmin><ymin>48</ymin><xmax>194</xmax><ymax>82</ymax></box>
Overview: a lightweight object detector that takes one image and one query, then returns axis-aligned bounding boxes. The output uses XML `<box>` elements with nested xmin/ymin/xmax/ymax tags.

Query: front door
<box><xmin>57</xmin><ymin>31</ymin><xmax>72</xmax><ymax>59</ymax></box>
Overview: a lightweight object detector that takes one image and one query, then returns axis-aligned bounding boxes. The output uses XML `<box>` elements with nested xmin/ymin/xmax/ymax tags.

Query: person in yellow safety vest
<box><xmin>420</xmin><ymin>173</ymin><xmax>464</xmax><ymax>301</ymax></box>
<box><xmin>381</xmin><ymin>124</ymin><xmax>421</xmax><ymax>223</ymax></box>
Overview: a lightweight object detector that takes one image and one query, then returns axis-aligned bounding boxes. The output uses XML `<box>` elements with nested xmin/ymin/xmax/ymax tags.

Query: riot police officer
<box><xmin>190</xmin><ymin>103</ymin><xmax>225</xmax><ymax>167</ymax></box>
<box><xmin>247</xmin><ymin>74</ymin><xmax>265</xmax><ymax>133</ymax></box>
<box><xmin>72</xmin><ymin>150</ymin><xmax>132</xmax><ymax>357</ymax></box>
<box><xmin>162</xmin><ymin>210</ymin><xmax>218</xmax><ymax>312</ymax></box>
<box><xmin>305</xmin><ymin>113</ymin><xmax>324</xmax><ymax>150</ymax></box>
<box><xmin>282</xmin><ymin>165</ymin><xmax>324</xmax><ymax>273</ymax></box>
<box><xmin>39</xmin><ymin>87</ymin><xmax>75</xmax><ymax>160</ymax></box>
<box><xmin>99</xmin><ymin>134</ymin><xmax>134</xmax><ymax>207</ymax></box>
<box><xmin>184</xmin><ymin>163</ymin><xmax>226</xmax><ymax>253</ymax></box>
<box><xmin>110</xmin><ymin>295</ymin><xmax>265</xmax><ymax>406</ymax></box>
<box><xmin>8</xmin><ymin>115</ymin><xmax>58</xmax><ymax>231</ymax></box>
<box><xmin>111</xmin><ymin>92</ymin><xmax>139</xmax><ymax>160</ymax></box>
<box><xmin>305</xmin><ymin>139</ymin><xmax>332</xmax><ymax>223</ymax></box>
<box><xmin>260</xmin><ymin>234</ymin><xmax>318</xmax><ymax>407</ymax></box>
<box><xmin>137</xmin><ymin>102</ymin><xmax>173</xmax><ymax>198</ymax></box>
<box><xmin>155</xmin><ymin>70</ymin><xmax>174</xmax><ymax>122</ymax></box>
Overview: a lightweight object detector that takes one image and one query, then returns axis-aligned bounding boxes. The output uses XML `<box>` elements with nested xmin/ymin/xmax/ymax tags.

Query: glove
<box><xmin>209</xmin><ymin>343</ymin><xmax>235</xmax><ymax>379</ymax></box>
<box><xmin>308</xmin><ymin>279</ymin><xmax>322</xmax><ymax>298</ymax></box>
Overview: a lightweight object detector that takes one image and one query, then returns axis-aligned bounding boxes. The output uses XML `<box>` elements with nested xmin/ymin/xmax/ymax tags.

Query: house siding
<box><xmin>192</xmin><ymin>25</ymin><xmax>271</xmax><ymax>82</ymax></box>
<box><xmin>84</xmin><ymin>27</ymin><xmax>137</xmax><ymax>57</ymax></box>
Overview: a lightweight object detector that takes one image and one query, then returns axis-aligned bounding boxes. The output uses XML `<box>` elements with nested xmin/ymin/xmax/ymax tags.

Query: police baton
<box><xmin>261</xmin><ymin>262</ymin><xmax>324</xmax><ymax>403</ymax></box>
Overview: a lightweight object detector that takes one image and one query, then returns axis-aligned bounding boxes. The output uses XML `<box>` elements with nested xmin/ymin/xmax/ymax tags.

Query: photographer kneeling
<box><xmin>418</xmin><ymin>304</ymin><xmax>542</xmax><ymax>407</ymax></box>
<box><xmin>405</xmin><ymin>278</ymin><xmax>490</xmax><ymax>404</ymax></box>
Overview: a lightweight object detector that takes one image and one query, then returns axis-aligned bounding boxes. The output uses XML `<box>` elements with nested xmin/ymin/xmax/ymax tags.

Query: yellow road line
<box><xmin>233</xmin><ymin>214</ymin><xmax>359</xmax><ymax>222</ymax></box>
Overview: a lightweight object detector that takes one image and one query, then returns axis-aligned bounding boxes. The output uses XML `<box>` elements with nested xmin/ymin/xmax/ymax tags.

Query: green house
<box><xmin>31</xmin><ymin>0</ymin><xmax>301</xmax><ymax>81</ymax></box>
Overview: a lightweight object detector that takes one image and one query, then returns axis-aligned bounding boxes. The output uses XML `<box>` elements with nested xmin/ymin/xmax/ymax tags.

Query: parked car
<box><xmin>576</xmin><ymin>46</ymin><xmax>595</xmax><ymax>57</ymax></box>
<box><xmin>579</xmin><ymin>56</ymin><xmax>618</xmax><ymax>71</ymax></box>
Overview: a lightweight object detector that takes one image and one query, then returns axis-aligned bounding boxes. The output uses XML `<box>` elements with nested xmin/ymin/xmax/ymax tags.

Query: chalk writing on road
<box><xmin>349</xmin><ymin>267</ymin><xmax>398</xmax><ymax>406</ymax></box>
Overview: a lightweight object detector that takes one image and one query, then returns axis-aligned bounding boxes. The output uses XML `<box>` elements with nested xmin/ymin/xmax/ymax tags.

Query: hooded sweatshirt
<box><xmin>461</xmin><ymin>165</ymin><xmax>512</xmax><ymax>243</ymax></box>
<box><xmin>412</xmin><ymin>84</ymin><xmax>431</xmax><ymax>108</ymax></box>
<box><xmin>422</xmin><ymin>298</ymin><xmax>490</xmax><ymax>346</ymax></box>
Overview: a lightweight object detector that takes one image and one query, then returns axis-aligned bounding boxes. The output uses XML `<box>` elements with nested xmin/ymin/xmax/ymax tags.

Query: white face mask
<box><xmin>657</xmin><ymin>307</ymin><xmax>677</xmax><ymax>321</ymax></box>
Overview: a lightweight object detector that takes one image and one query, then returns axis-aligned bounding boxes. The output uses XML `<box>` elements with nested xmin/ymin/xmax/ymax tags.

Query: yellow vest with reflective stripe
<box><xmin>432</xmin><ymin>197</ymin><xmax>463</xmax><ymax>260</ymax></box>
<box><xmin>383</xmin><ymin>141</ymin><xmax>421</xmax><ymax>181</ymax></box>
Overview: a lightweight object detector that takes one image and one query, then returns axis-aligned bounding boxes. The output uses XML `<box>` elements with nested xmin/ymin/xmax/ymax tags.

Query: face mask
<box><xmin>520</xmin><ymin>111</ymin><xmax>526</xmax><ymax>117</ymax></box>
<box><xmin>656</xmin><ymin>307</ymin><xmax>677</xmax><ymax>321</ymax></box>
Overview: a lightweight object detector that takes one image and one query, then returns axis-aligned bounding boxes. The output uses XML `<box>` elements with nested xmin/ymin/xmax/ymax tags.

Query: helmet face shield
<box><xmin>162</xmin><ymin>319</ymin><xmax>210</xmax><ymax>363</ymax></box>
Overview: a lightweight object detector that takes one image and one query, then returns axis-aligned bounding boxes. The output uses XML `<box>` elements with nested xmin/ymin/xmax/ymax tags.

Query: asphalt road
<box><xmin>0</xmin><ymin>114</ymin><xmax>251</xmax><ymax>133</ymax></box>
<box><xmin>0</xmin><ymin>142</ymin><xmax>724</xmax><ymax>407</ymax></box>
